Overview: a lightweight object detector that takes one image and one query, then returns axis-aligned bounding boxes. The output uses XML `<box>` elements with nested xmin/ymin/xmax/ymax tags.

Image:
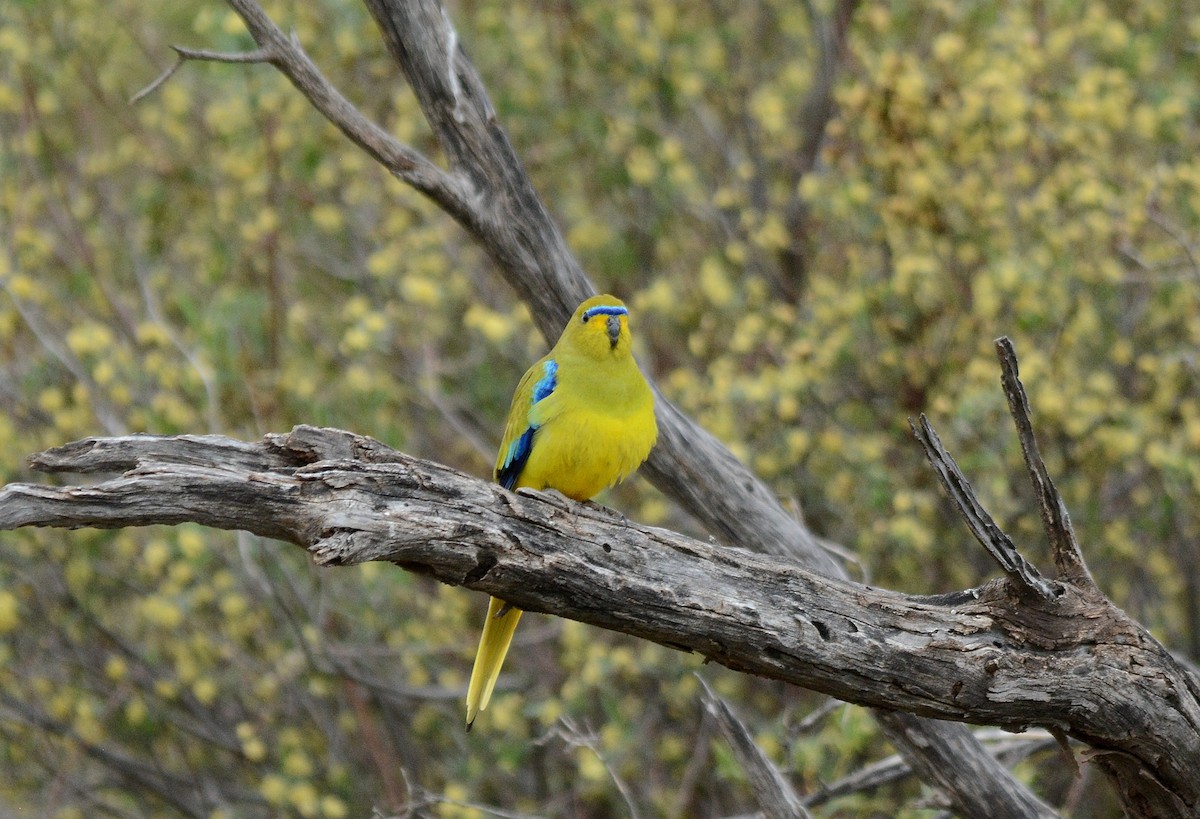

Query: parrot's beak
<box><xmin>606</xmin><ymin>315</ymin><xmax>621</xmax><ymax>348</ymax></box>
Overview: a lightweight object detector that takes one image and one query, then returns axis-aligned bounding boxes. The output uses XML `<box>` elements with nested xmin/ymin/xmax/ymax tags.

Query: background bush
<box><xmin>1</xmin><ymin>0</ymin><xmax>1197</xmax><ymax>815</ymax></box>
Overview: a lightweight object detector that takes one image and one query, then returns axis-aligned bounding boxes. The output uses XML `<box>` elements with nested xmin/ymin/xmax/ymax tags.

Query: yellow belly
<box><xmin>515</xmin><ymin>407</ymin><xmax>657</xmax><ymax>501</ymax></box>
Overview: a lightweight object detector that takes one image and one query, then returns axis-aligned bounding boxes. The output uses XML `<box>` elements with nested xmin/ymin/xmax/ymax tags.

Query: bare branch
<box><xmin>670</xmin><ymin>706</ymin><xmax>717</xmax><ymax>816</ymax></box>
<box><xmin>789</xmin><ymin>697</ymin><xmax>843</xmax><ymax>736</ymax></box>
<box><xmin>994</xmin><ymin>337</ymin><xmax>1093</xmax><ymax>586</ymax></box>
<box><xmin>130</xmin><ymin>56</ymin><xmax>185</xmax><ymax>104</ymax></box>
<box><xmin>0</xmin><ymin>691</ymin><xmax>261</xmax><ymax>814</ymax></box>
<box><xmin>794</xmin><ymin>0</ymin><xmax>860</xmax><ymax>178</ymax></box>
<box><xmin>910</xmin><ymin>414</ymin><xmax>1060</xmax><ymax>602</ymax></box>
<box><xmin>3</xmin><ymin>426</ymin><xmax>1200</xmax><ymax>816</ymax></box>
<box><xmin>358</xmin><ymin>0</ymin><xmax>593</xmax><ymax>333</ymax></box>
<box><xmin>806</xmin><ymin>728</ymin><xmax>1057</xmax><ymax>809</ymax></box>
<box><xmin>874</xmin><ymin>711</ymin><xmax>1058</xmax><ymax>818</ymax></box>
<box><xmin>555</xmin><ymin>717</ymin><xmax>642</xmax><ymax>819</ymax></box>
<box><xmin>130</xmin><ymin>2</ymin><xmax>1105</xmax><ymax>813</ymax></box>
<box><xmin>0</xmin><ymin>247</ymin><xmax>126</xmax><ymax>437</ymax></box>
<box><xmin>355</xmin><ymin>0</ymin><xmax>846</xmax><ymax>570</ymax></box>
<box><xmin>162</xmin><ymin>5</ymin><xmax>1055</xmax><ymax>804</ymax></box>
<box><xmin>1146</xmin><ymin>203</ymin><xmax>1200</xmax><ymax>284</ymax></box>
<box><xmin>172</xmin><ymin>44</ymin><xmax>273</xmax><ymax>64</ymax></box>
<box><xmin>777</xmin><ymin>0</ymin><xmax>860</xmax><ymax>300</ymax></box>
<box><xmin>215</xmin><ymin>0</ymin><xmax>471</xmax><ymax>217</ymax></box>
<box><xmin>699</xmin><ymin>676</ymin><xmax>813</xmax><ymax>819</ymax></box>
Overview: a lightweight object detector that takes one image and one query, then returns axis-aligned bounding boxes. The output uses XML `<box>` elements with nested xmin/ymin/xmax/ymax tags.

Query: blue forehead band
<box><xmin>581</xmin><ymin>305</ymin><xmax>628</xmax><ymax>322</ymax></box>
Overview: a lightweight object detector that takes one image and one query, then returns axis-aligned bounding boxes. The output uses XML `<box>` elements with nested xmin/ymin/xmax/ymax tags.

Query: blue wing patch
<box><xmin>497</xmin><ymin>359</ymin><xmax>557</xmax><ymax>490</ymax></box>
<box><xmin>498</xmin><ymin>428</ymin><xmax>535</xmax><ymax>490</ymax></box>
<box><xmin>532</xmin><ymin>359</ymin><xmax>558</xmax><ymax>402</ymax></box>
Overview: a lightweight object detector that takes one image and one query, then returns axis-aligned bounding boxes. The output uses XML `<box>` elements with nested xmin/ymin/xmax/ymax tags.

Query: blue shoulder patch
<box><xmin>581</xmin><ymin>304</ymin><xmax>628</xmax><ymax>323</ymax></box>
<box><xmin>533</xmin><ymin>359</ymin><xmax>557</xmax><ymax>402</ymax></box>
<box><xmin>497</xmin><ymin>359</ymin><xmax>557</xmax><ymax>490</ymax></box>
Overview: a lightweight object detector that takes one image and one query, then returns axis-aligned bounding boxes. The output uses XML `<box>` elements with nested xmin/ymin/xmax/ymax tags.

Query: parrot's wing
<box><xmin>494</xmin><ymin>356</ymin><xmax>557</xmax><ymax>489</ymax></box>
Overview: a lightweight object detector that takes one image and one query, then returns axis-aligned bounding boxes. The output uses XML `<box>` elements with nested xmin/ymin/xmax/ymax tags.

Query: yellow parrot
<box><xmin>465</xmin><ymin>294</ymin><xmax>658</xmax><ymax>728</ymax></box>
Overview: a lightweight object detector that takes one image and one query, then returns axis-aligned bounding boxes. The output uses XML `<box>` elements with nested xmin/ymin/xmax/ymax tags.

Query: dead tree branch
<box><xmin>122</xmin><ymin>1</ymin><xmax>1135</xmax><ymax>814</ymax></box>
<box><xmin>910</xmin><ymin>414</ymin><xmax>1060</xmax><ymax>602</ymax></box>
<box><xmin>807</xmin><ymin>727</ymin><xmax>1058</xmax><ymax>809</ymax></box>
<box><xmin>119</xmin><ymin>0</ymin><xmax>1066</xmax><ymax>813</ymax></box>
<box><xmin>995</xmin><ymin>337</ymin><xmax>1093</xmax><ymax>585</ymax></box>
<box><xmin>176</xmin><ymin>4</ymin><xmax>1055</xmax><ymax>807</ymax></box>
<box><xmin>699</xmin><ymin>676</ymin><xmax>812</xmax><ymax>819</ymax></box>
<box><xmin>175</xmin><ymin>8</ymin><xmax>1051</xmax><ymax>808</ymax></box>
<box><xmin>3</xmin><ymin>416</ymin><xmax>1199</xmax><ymax>816</ymax></box>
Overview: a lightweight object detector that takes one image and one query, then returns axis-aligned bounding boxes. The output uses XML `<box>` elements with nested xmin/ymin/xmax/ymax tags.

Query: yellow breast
<box><xmin>514</xmin><ymin>392</ymin><xmax>657</xmax><ymax>501</ymax></box>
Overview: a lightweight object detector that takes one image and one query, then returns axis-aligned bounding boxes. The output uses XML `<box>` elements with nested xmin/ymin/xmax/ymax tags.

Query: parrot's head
<box><xmin>565</xmin><ymin>294</ymin><xmax>633</xmax><ymax>358</ymax></box>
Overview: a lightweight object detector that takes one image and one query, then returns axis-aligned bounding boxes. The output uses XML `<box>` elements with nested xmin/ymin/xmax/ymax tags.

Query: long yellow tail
<box><xmin>465</xmin><ymin>596</ymin><xmax>523</xmax><ymax>729</ymax></box>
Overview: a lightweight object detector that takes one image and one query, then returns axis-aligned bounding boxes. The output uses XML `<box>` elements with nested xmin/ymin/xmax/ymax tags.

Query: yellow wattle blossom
<box><xmin>0</xmin><ymin>591</ymin><xmax>19</xmax><ymax>634</ymax></box>
<box><xmin>2</xmin><ymin>0</ymin><xmax>1199</xmax><ymax>814</ymax></box>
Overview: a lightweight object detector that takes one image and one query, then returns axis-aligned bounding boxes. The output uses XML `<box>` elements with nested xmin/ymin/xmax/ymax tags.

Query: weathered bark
<box><xmin>177</xmin><ymin>5</ymin><xmax>1048</xmax><ymax>811</ymax></box>
<box><xmin>206</xmin><ymin>0</ymin><xmax>842</xmax><ymax>568</ymax></box>
<box><xmin>3</xmin><ymin>421</ymin><xmax>1198</xmax><ymax>816</ymax></box>
<box><xmin>114</xmin><ymin>0</ymin><xmax>1199</xmax><ymax>814</ymax></box>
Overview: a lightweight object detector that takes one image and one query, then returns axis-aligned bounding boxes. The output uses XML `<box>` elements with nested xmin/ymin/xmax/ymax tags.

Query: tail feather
<box><xmin>465</xmin><ymin>596</ymin><xmax>523</xmax><ymax>729</ymax></box>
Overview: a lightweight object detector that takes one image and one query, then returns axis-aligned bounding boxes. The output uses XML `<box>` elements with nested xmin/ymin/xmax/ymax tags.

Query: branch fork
<box><xmin>100</xmin><ymin>0</ymin><xmax>1200</xmax><ymax>812</ymax></box>
<box><xmin>912</xmin><ymin>337</ymin><xmax>1098</xmax><ymax>603</ymax></box>
<box><xmin>3</xmin><ymin>372</ymin><xmax>1199</xmax><ymax>815</ymax></box>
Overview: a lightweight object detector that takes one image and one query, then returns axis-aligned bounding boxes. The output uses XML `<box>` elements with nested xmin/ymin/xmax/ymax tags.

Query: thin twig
<box><xmin>225</xmin><ymin>0</ymin><xmax>462</xmax><ymax>198</ymax></box>
<box><xmin>557</xmin><ymin>716</ymin><xmax>642</xmax><ymax>819</ymax></box>
<box><xmin>1147</xmin><ymin>206</ymin><xmax>1200</xmax><ymax>284</ymax></box>
<box><xmin>911</xmin><ymin>414</ymin><xmax>1060</xmax><ymax>601</ymax></box>
<box><xmin>994</xmin><ymin>337</ymin><xmax>1093</xmax><ymax>587</ymax></box>
<box><xmin>140</xmin><ymin>0</ymin><xmax>470</xmax><ymax>218</ymax></box>
<box><xmin>671</xmin><ymin>705</ymin><xmax>716</xmax><ymax>817</ymax></box>
<box><xmin>129</xmin><ymin>57</ymin><xmax>184</xmax><ymax>104</ymax></box>
<box><xmin>698</xmin><ymin>675</ymin><xmax>813</xmax><ymax>819</ymax></box>
<box><xmin>805</xmin><ymin>729</ymin><xmax>1056</xmax><ymax>808</ymax></box>
<box><xmin>131</xmin><ymin>47</ymin><xmax>273</xmax><ymax>104</ymax></box>
<box><xmin>0</xmin><ymin>249</ymin><xmax>126</xmax><ymax>437</ymax></box>
<box><xmin>171</xmin><ymin>44</ymin><xmax>274</xmax><ymax>63</ymax></box>
<box><xmin>129</xmin><ymin>252</ymin><xmax>222</xmax><ymax>432</ymax></box>
<box><xmin>790</xmin><ymin>697</ymin><xmax>843</xmax><ymax>736</ymax></box>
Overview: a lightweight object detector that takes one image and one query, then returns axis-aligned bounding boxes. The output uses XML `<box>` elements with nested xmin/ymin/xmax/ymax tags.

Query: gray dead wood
<box><xmin>180</xmin><ymin>1</ymin><xmax>1056</xmax><ymax>814</ymax></box>
<box><xmin>120</xmin><ymin>0</ymin><xmax>1200</xmax><ymax>813</ymax></box>
<box><xmin>995</xmin><ymin>338</ymin><xmax>1094</xmax><ymax>586</ymax></box>
<box><xmin>699</xmin><ymin>677</ymin><xmax>813</xmax><ymax>819</ymax></box>
<box><xmin>3</xmin><ymin>419</ymin><xmax>1199</xmax><ymax>816</ymax></box>
<box><xmin>806</xmin><ymin>727</ymin><xmax>1058</xmax><ymax>809</ymax></box>
<box><xmin>910</xmin><ymin>415</ymin><xmax>1060</xmax><ymax>603</ymax></box>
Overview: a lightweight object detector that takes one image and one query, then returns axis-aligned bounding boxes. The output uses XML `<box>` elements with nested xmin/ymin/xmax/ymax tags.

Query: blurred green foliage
<box><xmin>1</xmin><ymin>0</ymin><xmax>1197</xmax><ymax>815</ymax></box>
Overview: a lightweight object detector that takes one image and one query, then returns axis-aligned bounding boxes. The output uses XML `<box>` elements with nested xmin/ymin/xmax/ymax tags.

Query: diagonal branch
<box><xmin>873</xmin><ymin>711</ymin><xmax>1056</xmax><ymax>816</ymax></box>
<box><xmin>199</xmin><ymin>0</ymin><xmax>842</xmax><ymax>575</ymax></box>
<box><xmin>358</xmin><ymin>0</ymin><xmax>594</xmax><ymax>331</ymax></box>
<box><xmin>911</xmin><ymin>414</ymin><xmax>1060</xmax><ymax>602</ymax></box>
<box><xmin>806</xmin><ymin>727</ymin><xmax>1057</xmax><ymax>809</ymax></box>
<box><xmin>353</xmin><ymin>0</ymin><xmax>845</xmax><ymax>568</ymax></box>
<box><xmin>795</xmin><ymin>0</ymin><xmax>860</xmax><ymax>179</ymax></box>
<box><xmin>172</xmin><ymin>45</ymin><xmax>273</xmax><ymax>63</ymax></box>
<box><xmin>195</xmin><ymin>0</ymin><xmax>474</xmax><ymax>220</ymax></box>
<box><xmin>698</xmin><ymin>676</ymin><xmax>812</xmax><ymax>819</ymax></box>
<box><xmin>777</xmin><ymin>0</ymin><xmax>860</xmax><ymax>301</ymax></box>
<box><xmin>147</xmin><ymin>1</ymin><xmax>1056</xmax><ymax>812</ymax></box>
<box><xmin>995</xmin><ymin>337</ymin><xmax>1093</xmax><ymax>586</ymax></box>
